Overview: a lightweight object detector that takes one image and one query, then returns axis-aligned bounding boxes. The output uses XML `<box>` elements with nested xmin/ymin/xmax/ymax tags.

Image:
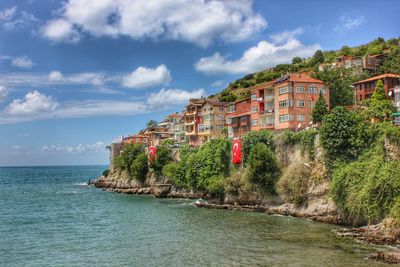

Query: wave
<box><xmin>74</xmin><ymin>182</ymin><xmax>88</xmax><ymax>186</ymax></box>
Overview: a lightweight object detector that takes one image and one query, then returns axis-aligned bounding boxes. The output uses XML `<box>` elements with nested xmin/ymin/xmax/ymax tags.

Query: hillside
<box><xmin>211</xmin><ymin>37</ymin><xmax>400</xmax><ymax>107</ymax></box>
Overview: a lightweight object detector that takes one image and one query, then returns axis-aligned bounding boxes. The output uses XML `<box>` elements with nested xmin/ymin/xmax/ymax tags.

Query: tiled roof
<box><xmin>353</xmin><ymin>74</ymin><xmax>400</xmax><ymax>84</ymax></box>
<box><xmin>275</xmin><ymin>74</ymin><xmax>324</xmax><ymax>84</ymax></box>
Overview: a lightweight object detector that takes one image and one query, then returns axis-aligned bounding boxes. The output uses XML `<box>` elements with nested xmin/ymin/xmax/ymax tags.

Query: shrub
<box><xmin>130</xmin><ymin>153</ymin><xmax>149</xmax><ymax>183</ymax></box>
<box><xmin>281</xmin><ymin>129</ymin><xmax>317</xmax><ymax>160</ymax></box>
<box><xmin>277</xmin><ymin>163</ymin><xmax>311</xmax><ymax>206</ymax></box>
<box><xmin>245</xmin><ymin>143</ymin><xmax>280</xmax><ymax>193</ymax></box>
<box><xmin>312</xmin><ymin>91</ymin><xmax>328</xmax><ymax>124</ymax></box>
<box><xmin>389</xmin><ymin>197</ymin><xmax>400</xmax><ymax>220</ymax></box>
<box><xmin>119</xmin><ymin>143</ymin><xmax>143</xmax><ymax>172</ymax></box>
<box><xmin>330</xmin><ymin>148</ymin><xmax>400</xmax><ymax>224</ymax></box>
<box><xmin>162</xmin><ymin>162</ymin><xmax>186</xmax><ymax>187</ymax></box>
<box><xmin>320</xmin><ymin>106</ymin><xmax>370</xmax><ymax>161</ymax></box>
<box><xmin>150</xmin><ymin>145</ymin><xmax>172</xmax><ymax>178</ymax></box>
<box><xmin>242</xmin><ymin>130</ymin><xmax>275</xmax><ymax>163</ymax></box>
<box><xmin>102</xmin><ymin>169</ymin><xmax>110</xmax><ymax>177</ymax></box>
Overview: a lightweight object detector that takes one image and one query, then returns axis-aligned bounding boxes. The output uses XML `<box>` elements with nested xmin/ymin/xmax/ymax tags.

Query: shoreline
<box><xmin>90</xmin><ymin>176</ymin><xmax>400</xmax><ymax>264</ymax></box>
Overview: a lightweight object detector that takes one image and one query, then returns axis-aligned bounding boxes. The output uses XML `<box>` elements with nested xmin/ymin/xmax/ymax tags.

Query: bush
<box><xmin>245</xmin><ymin>143</ymin><xmax>280</xmax><ymax>193</ymax></box>
<box><xmin>330</xmin><ymin>149</ymin><xmax>400</xmax><ymax>224</ymax></box>
<box><xmin>102</xmin><ymin>169</ymin><xmax>110</xmax><ymax>177</ymax></box>
<box><xmin>150</xmin><ymin>145</ymin><xmax>172</xmax><ymax>178</ymax></box>
<box><xmin>242</xmin><ymin>130</ymin><xmax>275</xmax><ymax>163</ymax></box>
<box><xmin>277</xmin><ymin>163</ymin><xmax>311</xmax><ymax>206</ymax></box>
<box><xmin>130</xmin><ymin>153</ymin><xmax>149</xmax><ymax>183</ymax></box>
<box><xmin>118</xmin><ymin>143</ymin><xmax>143</xmax><ymax>173</ymax></box>
<box><xmin>320</xmin><ymin>106</ymin><xmax>371</xmax><ymax>161</ymax></box>
<box><xmin>281</xmin><ymin>129</ymin><xmax>317</xmax><ymax>160</ymax></box>
<box><xmin>162</xmin><ymin>162</ymin><xmax>186</xmax><ymax>187</ymax></box>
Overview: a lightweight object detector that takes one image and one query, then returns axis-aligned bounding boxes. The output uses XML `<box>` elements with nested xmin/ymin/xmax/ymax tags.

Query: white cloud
<box><xmin>41</xmin><ymin>18</ymin><xmax>80</xmax><ymax>43</ymax></box>
<box><xmin>41</xmin><ymin>141</ymin><xmax>105</xmax><ymax>154</ymax></box>
<box><xmin>11</xmin><ymin>55</ymin><xmax>34</xmax><ymax>69</ymax></box>
<box><xmin>5</xmin><ymin>90</ymin><xmax>59</xmax><ymax>116</ymax></box>
<box><xmin>41</xmin><ymin>0</ymin><xmax>266</xmax><ymax>46</ymax></box>
<box><xmin>0</xmin><ymin>85</ymin><xmax>8</xmax><ymax>101</ymax></box>
<box><xmin>147</xmin><ymin>88</ymin><xmax>205</xmax><ymax>107</ymax></box>
<box><xmin>195</xmin><ymin>30</ymin><xmax>320</xmax><ymax>75</ymax></box>
<box><xmin>334</xmin><ymin>14</ymin><xmax>365</xmax><ymax>32</ymax></box>
<box><xmin>211</xmin><ymin>80</ymin><xmax>226</xmax><ymax>88</ymax></box>
<box><xmin>0</xmin><ymin>6</ymin><xmax>38</xmax><ymax>31</ymax></box>
<box><xmin>48</xmin><ymin>70</ymin><xmax>64</xmax><ymax>82</ymax></box>
<box><xmin>0</xmin><ymin>88</ymin><xmax>204</xmax><ymax>124</ymax></box>
<box><xmin>122</xmin><ymin>64</ymin><xmax>171</xmax><ymax>89</ymax></box>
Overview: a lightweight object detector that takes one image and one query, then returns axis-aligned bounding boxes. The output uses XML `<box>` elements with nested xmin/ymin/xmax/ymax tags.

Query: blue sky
<box><xmin>0</xmin><ymin>0</ymin><xmax>398</xmax><ymax>166</ymax></box>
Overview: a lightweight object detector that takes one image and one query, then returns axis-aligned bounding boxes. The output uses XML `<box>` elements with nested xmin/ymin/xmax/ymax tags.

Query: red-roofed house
<box><xmin>353</xmin><ymin>73</ymin><xmax>400</xmax><ymax>102</ymax></box>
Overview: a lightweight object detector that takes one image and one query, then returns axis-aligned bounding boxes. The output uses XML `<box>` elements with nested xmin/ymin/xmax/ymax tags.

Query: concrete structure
<box><xmin>184</xmin><ymin>98</ymin><xmax>203</xmax><ymax>146</ymax></box>
<box><xmin>143</xmin><ymin>124</ymin><xmax>174</xmax><ymax>146</ymax></box>
<box><xmin>250</xmin><ymin>73</ymin><xmax>329</xmax><ymax>131</ymax></box>
<box><xmin>353</xmin><ymin>73</ymin><xmax>400</xmax><ymax>102</ymax></box>
<box><xmin>226</xmin><ymin>98</ymin><xmax>251</xmax><ymax>139</ymax></box>
<box><xmin>197</xmin><ymin>99</ymin><xmax>228</xmax><ymax>143</ymax></box>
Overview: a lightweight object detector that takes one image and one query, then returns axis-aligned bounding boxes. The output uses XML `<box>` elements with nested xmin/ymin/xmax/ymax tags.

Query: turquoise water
<box><xmin>0</xmin><ymin>166</ymin><xmax>390</xmax><ymax>266</ymax></box>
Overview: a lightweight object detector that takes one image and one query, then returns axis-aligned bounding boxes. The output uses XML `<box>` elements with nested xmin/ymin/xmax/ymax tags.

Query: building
<box><xmin>394</xmin><ymin>86</ymin><xmax>400</xmax><ymax>126</ymax></box>
<box><xmin>353</xmin><ymin>73</ymin><xmax>400</xmax><ymax>102</ymax></box>
<box><xmin>197</xmin><ymin>99</ymin><xmax>228</xmax><ymax>143</ymax></box>
<box><xmin>226</xmin><ymin>98</ymin><xmax>251</xmax><ymax>138</ymax></box>
<box><xmin>184</xmin><ymin>98</ymin><xmax>203</xmax><ymax>146</ymax></box>
<box><xmin>173</xmin><ymin>115</ymin><xmax>186</xmax><ymax>145</ymax></box>
<box><xmin>319</xmin><ymin>53</ymin><xmax>388</xmax><ymax>72</ymax></box>
<box><xmin>250</xmin><ymin>81</ymin><xmax>275</xmax><ymax>131</ymax></box>
<box><xmin>250</xmin><ymin>73</ymin><xmax>329</xmax><ymax>131</ymax></box>
<box><xmin>122</xmin><ymin>133</ymin><xmax>149</xmax><ymax>146</ymax></box>
<box><xmin>143</xmin><ymin>124</ymin><xmax>174</xmax><ymax>146</ymax></box>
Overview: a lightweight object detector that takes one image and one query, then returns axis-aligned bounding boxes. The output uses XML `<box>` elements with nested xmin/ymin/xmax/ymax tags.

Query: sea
<box><xmin>0</xmin><ymin>166</ymin><xmax>390</xmax><ymax>266</ymax></box>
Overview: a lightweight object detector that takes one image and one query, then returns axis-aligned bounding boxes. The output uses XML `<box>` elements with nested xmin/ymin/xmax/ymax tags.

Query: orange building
<box><xmin>250</xmin><ymin>73</ymin><xmax>329</xmax><ymax>131</ymax></box>
<box><xmin>226</xmin><ymin>98</ymin><xmax>251</xmax><ymax>138</ymax></box>
<box><xmin>353</xmin><ymin>73</ymin><xmax>400</xmax><ymax>103</ymax></box>
<box><xmin>122</xmin><ymin>133</ymin><xmax>149</xmax><ymax>146</ymax></box>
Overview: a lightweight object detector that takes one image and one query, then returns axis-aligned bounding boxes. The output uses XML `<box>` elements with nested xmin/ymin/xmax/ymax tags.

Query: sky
<box><xmin>0</xmin><ymin>0</ymin><xmax>399</xmax><ymax>166</ymax></box>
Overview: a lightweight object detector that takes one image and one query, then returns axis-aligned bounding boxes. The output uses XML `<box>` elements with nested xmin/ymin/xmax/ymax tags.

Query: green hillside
<box><xmin>211</xmin><ymin>37</ymin><xmax>400</xmax><ymax>108</ymax></box>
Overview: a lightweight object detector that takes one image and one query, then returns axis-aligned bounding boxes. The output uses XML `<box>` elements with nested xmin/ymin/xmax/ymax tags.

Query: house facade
<box><xmin>353</xmin><ymin>73</ymin><xmax>400</xmax><ymax>102</ymax></box>
<box><xmin>250</xmin><ymin>74</ymin><xmax>329</xmax><ymax>131</ymax></box>
<box><xmin>122</xmin><ymin>133</ymin><xmax>149</xmax><ymax>146</ymax></box>
<box><xmin>226</xmin><ymin>98</ymin><xmax>251</xmax><ymax>139</ymax></box>
<box><xmin>197</xmin><ymin>99</ymin><xmax>227</xmax><ymax>143</ymax></box>
<box><xmin>184</xmin><ymin>98</ymin><xmax>203</xmax><ymax>146</ymax></box>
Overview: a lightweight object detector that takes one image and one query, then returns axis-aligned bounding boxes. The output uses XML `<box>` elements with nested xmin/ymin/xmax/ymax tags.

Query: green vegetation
<box><xmin>244</xmin><ymin>143</ymin><xmax>280</xmax><ymax>193</ymax></box>
<box><xmin>102</xmin><ymin>169</ymin><xmax>110</xmax><ymax>177</ymax></box>
<box><xmin>242</xmin><ymin>130</ymin><xmax>275</xmax><ymax>163</ymax></box>
<box><xmin>312</xmin><ymin>91</ymin><xmax>328</xmax><ymax>123</ymax></box>
<box><xmin>150</xmin><ymin>144</ymin><xmax>172</xmax><ymax>178</ymax></box>
<box><xmin>131</xmin><ymin>153</ymin><xmax>149</xmax><ymax>183</ymax></box>
<box><xmin>361</xmin><ymin>80</ymin><xmax>396</xmax><ymax>121</ymax></box>
<box><xmin>113</xmin><ymin>143</ymin><xmax>148</xmax><ymax>182</ymax></box>
<box><xmin>281</xmin><ymin>129</ymin><xmax>318</xmax><ymax>160</ymax></box>
<box><xmin>277</xmin><ymin>163</ymin><xmax>310</xmax><ymax>207</ymax></box>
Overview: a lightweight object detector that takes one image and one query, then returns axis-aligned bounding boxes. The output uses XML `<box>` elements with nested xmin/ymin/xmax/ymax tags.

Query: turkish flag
<box><xmin>231</xmin><ymin>139</ymin><xmax>241</xmax><ymax>164</ymax></box>
<box><xmin>149</xmin><ymin>146</ymin><xmax>156</xmax><ymax>162</ymax></box>
<box><xmin>311</xmin><ymin>94</ymin><xmax>315</xmax><ymax>101</ymax></box>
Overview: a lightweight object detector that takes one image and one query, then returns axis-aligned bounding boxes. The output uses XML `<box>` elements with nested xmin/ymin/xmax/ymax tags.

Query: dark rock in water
<box><xmin>152</xmin><ymin>184</ymin><xmax>171</xmax><ymax>198</ymax></box>
<box><xmin>369</xmin><ymin>252</ymin><xmax>400</xmax><ymax>264</ymax></box>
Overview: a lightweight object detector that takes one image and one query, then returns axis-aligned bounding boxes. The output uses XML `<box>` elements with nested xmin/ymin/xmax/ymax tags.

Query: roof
<box><xmin>250</xmin><ymin>80</ymin><xmax>275</xmax><ymax>93</ymax></box>
<box><xmin>225</xmin><ymin>97</ymin><xmax>251</xmax><ymax>106</ymax></box>
<box><xmin>353</xmin><ymin>74</ymin><xmax>400</xmax><ymax>85</ymax></box>
<box><xmin>227</xmin><ymin>112</ymin><xmax>251</xmax><ymax>118</ymax></box>
<box><xmin>274</xmin><ymin>73</ymin><xmax>324</xmax><ymax>85</ymax></box>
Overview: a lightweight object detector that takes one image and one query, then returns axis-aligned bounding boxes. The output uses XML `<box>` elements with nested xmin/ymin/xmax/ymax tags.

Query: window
<box><xmin>308</xmin><ymin>85</ymin><xmax>318</xmax><ymax>94</ymax></box>
<box><xmin>279</xmin><ymin>114</ymin><xmax>294</xmax><ymax>122</ymax></box>
<box><xmin>251</xmin><ymin>119</ymin><xmax>258</xmax><ymax>126</ymax></box>
<box><xmin>144</xmin><ymin>138</ymin><xmax>148</xmax><ymax>142</ymax></box>
<box><xmin>297</xmin><ymin>100</ymin><xmax>305</xmax><ymax>107</ymax></box>
<box><xmin>279</xmin><ymin>99</ymin><xmax>293</xmax><ymax>108</ymax></box>
<box><xmin>219</xmin><ymin>107</ymin><xmax>224</xmax><ymax>112</ymax></box>
<box><xmin>297</xmin><ymin>114</ymin><xmax>305</xmax><ymax>121</ymax></box>
<box><xmin>215</xmin><ymin>125</ymin><xmax>224</xmax><ymax>131</ymax></box>
<box><xmin>136</xmin><ymin>138</ymin><xmax>140</xmax><ymax>143</ymax></box>
<box><xmin>278</xmin><ymin>86</ymin><xmax>293</xmax><ymax>94</ymax></box>
<box><xmin>203</xmin><ymin>115</ymin><xmax>211</xmax><ymax>121</ymax></box>
<box><xmin>296</xmin><ymin>86</ymin><xmax>305</xmax><ymax>93</ymax></box>
<box><xmin>251</xmin><ymin>106</ymin><xmax>258</xmax><ymax>113</ymax></box>
<box><xmin>310</xmin><ymin>101</ymin><xmax>316</xmax><ymax>108</ymax></box>
<box><xmin>251</xmin><ymin>94</ymin><xmax>257</xmax><ymax>100</ymax></box>
<box><xmin>320</xmin><ymin>87</ymin><xmax>326</xmax><ymax>94</ymax></box>
<box><xmin>226</xmin><ymin>118</ymin><xmax>232</xmax><ymax>124</ymax></box>
<box><xmin>227</xmin><ymin>105</ymin><xmax>235</xmax><ymax>113</ymax></box>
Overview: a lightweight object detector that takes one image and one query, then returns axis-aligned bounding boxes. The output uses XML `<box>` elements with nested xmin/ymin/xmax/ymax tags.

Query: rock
<box><xmin>151</xmin><ymin>185</ymin><xmax>171</xmax><ymax>198</ymax></box>
<box><xmin>369</xmin><ymin>252</ymin><xmax>400</xmax><ymax>264</ymax></box>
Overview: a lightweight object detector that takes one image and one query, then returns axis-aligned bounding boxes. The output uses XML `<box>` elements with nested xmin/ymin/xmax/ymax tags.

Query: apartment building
<box><xmin>197</xmin><ymin>99</ymin><xmax>228</xmax><ymax>143</ymax></box>
<box><xmin>184</xmin><ymin>98</ymin><xmax>203</xmax><ymax>146</ymax></box>
<box><xmin>250</xmin><ymin>73</ymin><xmax>329</xmax><ymax>131</ymax></box>
<box><xmin>250</xmin><ymin>81</ymin><xmax>275</xmax><ymax>131</ymax></box>
<box><xmin>226</xmin><ymin>98</ymin><xmax>251</xmax><ymax>139</ymax></box>
<box><xmin>353</xmin><ymin>73</ymin><xmax>400</xmax><ymax>102</ymax></box>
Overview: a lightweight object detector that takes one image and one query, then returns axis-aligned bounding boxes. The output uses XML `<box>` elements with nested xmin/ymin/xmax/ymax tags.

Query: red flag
<box><xmin>149</xmin><ymin>146</ymin><xmax>156</xmax><ymax>162</ymax></box>
<box><xmin>231</xmin><ymin>139</ymin><xmax>241</xmax><ymax>164</ymax></box>
<box><xmin>311</xmin><ymin>94</ymin><xmax>315</xmax><ymax>101</ymax></box>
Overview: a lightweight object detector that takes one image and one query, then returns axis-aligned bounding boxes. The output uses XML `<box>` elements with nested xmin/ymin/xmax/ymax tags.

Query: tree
<box><xmin>146</xmin><ymin>120</ymin><xmax>158</xmax><ymax>127</ymax></box>
<box><xmin>379</xmin><ymin>46</ymin><xmax>400</xmax><ymax>74</ymax></box>
<box><xmin>362</xmin><ymin>80</ymin><xmax>396</xmax><ymax>121</ymax></box>
<box><xmin>312</xmin><ymin>50</ymin><xmax>324</xmax><ymax>64</ymax></box>
<box><xmin>242</xmin><ymin>130</ymin><xmax>275</xmax><ymax>163</ymax></box>
<box><xmin>150</xmin><ymin>145</ymin><xmax>172</xmax><ymax>178</ymax></box>
<box><xmin>131</xmin><ymin>153</ymin><xmax>148</xmax><ymax>182</ymax></box>
<box><xmin>292</xmin><ymin>56</ymin><xmax>303</xmax><ymax>64</ymax></box>
<box><xmin>245</xmin><ymin>143</ymin><xmax>280</xmax><ymax>193</ymax></box>
<box><xmin>219</xmin><ymin>89</ymin><xmax>237</xmax><ymax>102</ymax></box>
<box><xmin>320</xmin><ymin>106</ymin><xmax>370</xmax><ymax>161</ymax></box>
<box><xmin>312</xmin><ymin>68</ymin><xmax>354</xmax><ymax>108</ymax></box>
<box><xmin>312</xmin><ymin>91</ymin><xmax>328</xmax><ymax>123</ymax></box>
<box><xmin>119</xmin><ymin>143</ymin><xmax>143</xmax><ymax>173</ymax></box>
